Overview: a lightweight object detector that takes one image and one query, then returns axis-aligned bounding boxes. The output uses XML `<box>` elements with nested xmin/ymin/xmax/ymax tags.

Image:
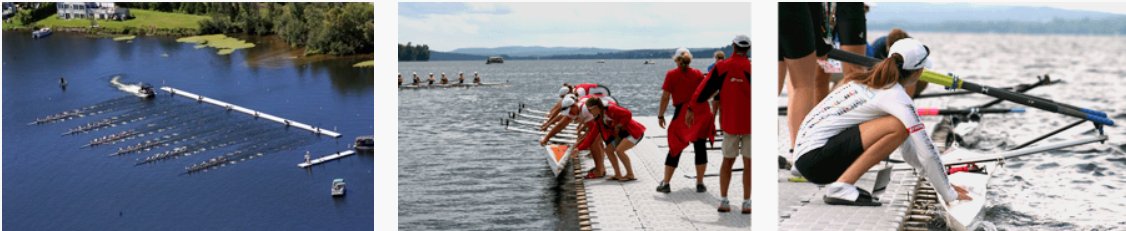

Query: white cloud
<box><xmin>399</xmin><ymin>2</ymin><xmax>751</xmax><ymax>51</ymax></box>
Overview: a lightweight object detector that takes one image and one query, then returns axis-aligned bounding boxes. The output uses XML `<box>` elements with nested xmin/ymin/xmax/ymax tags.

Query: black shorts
<box><xmin>794</xmin><ymin>124</ymin><xmax>865</xmax><ymax>184</ymax></box>
<box><xmin>835</xmin><ymin>3</ymin><xmax>867</xmax><ymax>45</ymax></box>
<box><xmin>780</xmin><ymin>3</ymin><xmax>832</xmax><ymax>60</ymax></box>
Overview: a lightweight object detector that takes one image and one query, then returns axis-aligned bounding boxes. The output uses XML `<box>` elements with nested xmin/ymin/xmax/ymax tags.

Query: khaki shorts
<box><xmin>722</xmin><ymin>134</ymin><xmax>750</xmax><ymax>158</ymax></box>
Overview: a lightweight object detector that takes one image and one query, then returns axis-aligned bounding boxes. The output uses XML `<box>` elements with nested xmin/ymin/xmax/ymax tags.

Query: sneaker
<box><xmin>656</xmin><ymin>182</ymin><xmax>671</xmax><ymax>193</ymax></box>
<box><xmin>696</xmin><ymin>184</ymin><xmax>707</xmax><ymax>193</ymax></box>
<box><xmin>741</xmin><ymin>201</ymin><xmax>751</xmax><ymax>214</ymax></box>
<box><xmin>717</xmin><ymin>199</ymin><xmax>731</xmax><ymax>213</ymax></box>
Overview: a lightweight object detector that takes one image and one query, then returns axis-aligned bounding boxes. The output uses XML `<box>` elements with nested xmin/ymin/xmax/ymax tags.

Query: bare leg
<box><xmin>837</xmin><ymin>116</ymin><xmax>909</xmax><ymax>184</ymax></box>
<box><xmin>695</xmin><ymin>164</ymin><xmax>706</xmax><ymax>185</ymax></box>
<box><xmin>778</xmin><ymin>61</ymin><xmax>788</xmax><ymax>95</ymax></box>
<box><xmin>616</xmin><ymin>139</ymin><xmax>638</xmax><ymax>179</ymax></box>
<box><xmin>719</xmin><ymin>157</ymin><xmax>736</xmax><ymax>198</ymax></box>
<box><xmin>815</xmin><ymin>65</ymin><xmax>831</xmax><ymax>101</ymax></box>
<box><xmin>605</xmin><ymin>143</ymin><xmax>623</xmax><ymax>179</ymax></box>
<box><xmin>742</xmin><ymin>157</ymin><xmax>750</xmax><ymax>200</ymax></box>
<box><xmin>591</xmin><ymin>140</ymin><xmax>606</xmax><ymax>176</ymax></box>
<box><xmin>786</xmin><ymin>53</ymin><xmax>819</xmax><ymax>148</ymax></box>
<box><xmin>840</xmin><ymin>44</ymin><xmax>868</xmax><ymax>76</ymax></box>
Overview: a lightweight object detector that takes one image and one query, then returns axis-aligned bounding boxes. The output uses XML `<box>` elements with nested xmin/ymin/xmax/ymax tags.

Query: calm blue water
<box><xmin>3</xmin><ymin>31</ymin><xmax>373</xmax><ymax>230</ymax></box>
<box><xmin>397</xmin><ymin>58</ymin><xmax>720</xmax><ymax>230</ymax></box>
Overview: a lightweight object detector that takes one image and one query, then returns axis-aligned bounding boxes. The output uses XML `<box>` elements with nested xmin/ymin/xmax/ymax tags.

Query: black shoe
<box><xmin>656</xmin><ymin>183</ymin><xmax>671</xmax><ymax>193</ymax></box>
<box><xmin>823</xmin><ymin>188</ymin><xmax>882</xmax><ymax>206</ymax></box>
<box><xmin>696</xmin><ymin>184</ymin><xmax>707</xmax><ymax>193</ymax></box>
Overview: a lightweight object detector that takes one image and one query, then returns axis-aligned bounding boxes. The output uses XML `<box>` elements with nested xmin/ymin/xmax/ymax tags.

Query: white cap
<box><xmin>732</xmin><ymin>35</ymin><xmax>750</xmax><ymax>48</ymax></box>
<box><xmin>560</xmin><ymin>94</ymin><xmax>577</xmax><ymax>108</ymax></box>
<box><xmin>576</xmin><ymin>88</ymin><xmax>587</xmax><ymax>97</ymax></box>
<box><xmin>673</xmin><ymin>47</ymin><xmax>692</xmax><ymax>60</ymax></box>
<box><xmin>889</xmin><ymin>38</ymin><xmax>931</xmax><ymax>71</ymax></box>
<box><xmin>558</xmin><ymin>86</ymin><xmax>570</xmax><ymax>97</ymax></box>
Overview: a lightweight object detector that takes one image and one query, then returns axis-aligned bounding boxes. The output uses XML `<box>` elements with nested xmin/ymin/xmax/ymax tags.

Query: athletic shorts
<box><xmin>835</xmin><ymin>3</ymin><xmax>867</xmax><ymax>45</ymax></box>
<box><xmin>610</xmin><ymin>129</ymin><xmax>642</xmax><ymax>147</ymax></box>
<box><xmin>779</xmin><ymin>3</ymin><xmax>816</xmax><ymax>61</ymax></box>
<box><xmin>722</xmin><ymin>133</ymin><xmax>751</xmax><ymax>158</ymax></box>
<box><xmin>794</xmin><ymin>124</ymin><xmax>865</xmax><ymax>184</ymax></box>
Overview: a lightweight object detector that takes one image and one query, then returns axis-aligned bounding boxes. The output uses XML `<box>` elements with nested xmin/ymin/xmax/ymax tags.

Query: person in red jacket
<box><xmin>657</xmin><ymin>48</ymin><xmax>710</xmax><ymax>193</ymax></box>
<box><xmin>587</xmin><ymin>98</ymin><xmax>645</xmax><ymax>181</ymax></box>
<box><xmin>687</xmin><ymin>35</ymin><xmax>751</xmax><ymax>214</ymax></box>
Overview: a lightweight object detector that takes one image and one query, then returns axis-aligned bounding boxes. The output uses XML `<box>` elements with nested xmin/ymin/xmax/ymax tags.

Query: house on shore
<box><xmin>56</xmin><ymin>2</ymin><xmax>129</xmax><ymax>20</ymax></box>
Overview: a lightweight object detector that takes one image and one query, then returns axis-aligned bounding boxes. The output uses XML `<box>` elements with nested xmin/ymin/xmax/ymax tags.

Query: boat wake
<box><xmin>110</xmin><ymin>76</ymin><xmax>154</xmax><ymax>98</ymax></box>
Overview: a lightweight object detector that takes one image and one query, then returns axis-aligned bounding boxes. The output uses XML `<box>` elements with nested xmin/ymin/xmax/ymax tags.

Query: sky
<box><xmin>399</xmin><ymin>2</ymin><xmax>752</xmax><ymax>51</ymax></box>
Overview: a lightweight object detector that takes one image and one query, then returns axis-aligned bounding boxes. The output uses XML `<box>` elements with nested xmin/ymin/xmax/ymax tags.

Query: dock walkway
<box><xmin>298</xmin><ymin>150</ymin><xmax>356</xmax><ymax>168</ymax></box>
<box><xmin>576</xmin><ymin>117</ymin><xmax>750</xmax><ymax>230</ymax></box>
<box><xmin>160</xmin><ymin>86</ymin><xmax>341</xmax><ymax>138</ymax></box>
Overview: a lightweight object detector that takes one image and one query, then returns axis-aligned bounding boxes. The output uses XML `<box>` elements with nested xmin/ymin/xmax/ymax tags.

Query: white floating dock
<box><xmin>160</xmin><ymin>87</ymin><xmax>342</xmax><ymax>138</ymax></box>
<box><xmin>298</xmin><ymin>150</ymin><xmax>356</xmax><ymax>168</ymax></box>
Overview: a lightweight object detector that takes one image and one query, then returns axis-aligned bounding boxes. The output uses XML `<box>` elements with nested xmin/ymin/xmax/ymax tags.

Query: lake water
<box><xmin>3</xmin><ymin>31</ymin><xmax>373</xmax><ymax>230</ymax></box>
<box><xmin>397</xmin><ymin>58</ymin><xmax>720</xmax><ymax>230</ymax></box>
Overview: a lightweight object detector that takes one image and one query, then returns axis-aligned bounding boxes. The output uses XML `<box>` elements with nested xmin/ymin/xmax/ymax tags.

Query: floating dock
<box><xmin>575</xmin><ymin>117</ymin><xmax>749</xmax><ymax>230</ymax></box>
<box><xmin>160</xmin><ymin>87</ymin><xmax>341</xmax><ymax>138</ymax></box>
<box><xmin>298</xmin><ymin>150</ymin><xmax>356</xmax><ymax>168</ymax></box>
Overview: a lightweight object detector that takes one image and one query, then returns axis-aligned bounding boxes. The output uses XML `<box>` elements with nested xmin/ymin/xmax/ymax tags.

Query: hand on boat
<box><xmin>953</xmin><ymin>184</ymin><xmax>973</xmax><ymax>201</ymax></box>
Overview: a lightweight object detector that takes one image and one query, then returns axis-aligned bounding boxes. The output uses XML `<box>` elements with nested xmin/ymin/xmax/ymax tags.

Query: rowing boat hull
<box><xmin>939</xmin><ymin>160</ymin><xmax>994</xmax><ymax>231</ymax></box>
<box><xmin>544</xmin><ymin>144</ymin><xmax>571</xmax><ymax>177</ymax></box>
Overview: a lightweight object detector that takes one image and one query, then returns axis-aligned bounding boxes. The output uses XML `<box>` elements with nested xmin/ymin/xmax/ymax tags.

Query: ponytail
<box><xmin>845</xmin><ymin>53</ymin><xmax>906</xmax><ymax>89</ymax></box>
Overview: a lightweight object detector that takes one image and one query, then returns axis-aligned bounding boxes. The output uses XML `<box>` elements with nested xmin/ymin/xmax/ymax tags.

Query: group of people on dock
<box><xmin>539</xmin><ymin>35</ymin><xmax>751</xmax><ymax>214</ymax></box>
<box><xmin>398</xmin><ymin>71</ymin><xmax>481</xmax><ymax>86</ymax></box>
<box><xmin>780</xmin><ymin>3</ymin><xmax>972</xmax><ymax>207</ymax></box>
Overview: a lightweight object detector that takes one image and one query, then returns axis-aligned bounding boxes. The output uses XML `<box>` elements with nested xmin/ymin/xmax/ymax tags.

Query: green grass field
<box><xmin>33</xmin><ymin>9</ymin><xmax>208</xmax><ymax>30</ymax></box>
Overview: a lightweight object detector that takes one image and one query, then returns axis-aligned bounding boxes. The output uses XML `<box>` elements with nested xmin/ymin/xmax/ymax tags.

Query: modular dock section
<box><xmin>298</xmin><ymin>150</ymin><xmax>356</xmax><ymax>168</ymax></box>
<box><xmin>160</xmin><ymin>87</ymin><xmax>342</xmax><ymax>138</ymax></box>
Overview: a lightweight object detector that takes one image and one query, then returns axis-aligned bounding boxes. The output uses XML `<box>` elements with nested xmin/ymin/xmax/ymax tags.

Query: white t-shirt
<box><xmin>566</xmin><ymin>96</ymin><xmax>616</xmax><ymax>123</ymax></box>
<box><xmin>792</xmin><ymin>82</ymin><xmax>957</xmax><ymax>202</ymax></box>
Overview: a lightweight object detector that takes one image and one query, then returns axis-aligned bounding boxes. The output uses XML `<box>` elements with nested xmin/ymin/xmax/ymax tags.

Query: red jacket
<box><xmin>598</xmin><ymin>104</ymin><xmax>646</xmax><ymax>141</ymax></box>
<box><xmin>691</xmin><ymin>53</ymin><xmax>750</xmax><ymax>135</ymax></box>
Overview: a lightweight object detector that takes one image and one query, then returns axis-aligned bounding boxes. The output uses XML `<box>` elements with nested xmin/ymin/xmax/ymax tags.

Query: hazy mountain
<box><xmin>449</xmin><ymin>46</ymin><xmax>622</xmax><ymax>57</ymax></box>
<box><xmin>427</xmin><ymin>45</ymin><xmax>739</xmax><ymax>61</ymax></box>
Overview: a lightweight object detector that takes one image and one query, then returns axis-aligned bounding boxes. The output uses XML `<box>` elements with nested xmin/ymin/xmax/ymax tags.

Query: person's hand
<box><xmin>953</xmin><ymin>184</ymin><xmax>973</xmax><ymax>201</ymax></box>
<box><xmin>539</xmin><ymin>138</ymin><xmax>549</xmax><ymax>146</ymax></box>
<box><xmin>658</xmin><ymin>116</ymin><xmax>666</xmax><ymax>129</ymax></box>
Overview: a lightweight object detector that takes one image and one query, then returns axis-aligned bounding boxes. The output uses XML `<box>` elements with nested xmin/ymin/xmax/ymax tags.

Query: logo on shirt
<box><xmin>908</xmin><ymin>124</ymin><xmax>925</xmax><ymax>133</ymax></box>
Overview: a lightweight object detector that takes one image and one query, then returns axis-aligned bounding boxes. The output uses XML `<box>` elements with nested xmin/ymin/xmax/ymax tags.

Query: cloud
<box><xmin>399</xmin><ymin>2</ymin><xmax>751</xmax><ymax>51</ymax></box>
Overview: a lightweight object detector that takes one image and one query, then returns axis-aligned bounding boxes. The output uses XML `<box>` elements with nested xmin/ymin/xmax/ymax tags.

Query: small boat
<box><xmin>354</xmin><ymin>136</ymin><xmax>373</xmax><ymax>151</ymax></box>
<box><xmin>32</xmin><ymin>27</ymin><xmax>52</xmax><ymax>39</ymax></box>
<box><xmin>331</xmin><ymin>178</ymin><xmax>346</xmax><ymax>197</ymax></box>
<box><xmin>643</xmin><ymin>60</ymin><xmax>655</xmax><ymax>65</ymax></box>
<box><xmin>486</xmin><ymin>56</ymin><xmax>504</xmax><ymax>64</ymax></box>
<box><xmin>596</xmin><ymin>60</ymin><xmax>606</xmax><ymax>63</ymax></box>
<box><xmin>137</xmin><ymin>83</ymin><xmax>155</xmax><ymax>99</ymax></box>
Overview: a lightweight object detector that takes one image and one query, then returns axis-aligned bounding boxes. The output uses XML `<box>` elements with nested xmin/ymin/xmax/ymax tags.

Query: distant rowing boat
<box><xmin>399</xmin><ymin>82</ymin><xmax>506</xmax><ymax>89</ymax></box>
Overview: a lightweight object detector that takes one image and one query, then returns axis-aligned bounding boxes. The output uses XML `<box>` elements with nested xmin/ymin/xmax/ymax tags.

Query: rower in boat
<box><xmin>398</xmin><ymin>73</ymin><xmax>403</xmax><ymax>86</ymax></box>
<box><xmin>412</xmin><ymin>72</ymin><xmax>421</xmax><ymax>85</ymax></box>
<box><xmin>790</xmin><ymin>38</ymin><xmax>972</xmax><ymax>206</ymax></box>
<box><xmin>541</xmin><ymin>95</ymin><xmax>618</xmax><ymax>179</ymax></box>
<box><xmin>427</xmin><ymin>73</ymin><xmax>436</xmax><ymax>86</ymax></box>
<box><xmin>440</xmin><ymin>72</ymin><xmax>449</xmax><ymax>84</ymax></box>
<box><xmin>473</xmin><ymin>72</ymin><xmax>481</xmax><ymax>84</ymax></box>
<box><xmin>59</xmin><ymin>77</ymin><xmax>67</xmax><ymax>90</ymax></box>
<box><xmin>458</xmin><ymin>72</ymin><xmax>465</xmax><ymax>84</ymax></box>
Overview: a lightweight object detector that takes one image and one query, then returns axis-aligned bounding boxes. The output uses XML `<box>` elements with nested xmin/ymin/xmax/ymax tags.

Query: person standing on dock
<box><xmin>587</xmin><ymin>98</ymin><xmax>644</xmax><ymax>182</ymax></box>
<box><xmin>687</xmin><ymin>35</ymin><xmax>751</xmax><ymax>214</ymax></box>
<box><xmin>790</xmin><ymin>38</ymin><xmax>973</xmax><ymax>207</ymax></box>
<box><xmin>707</xmin><ymin>50</ymin><xmax>725</xmax><ymax>73</ymax></box>
<box><xmin>657</xmin><ymin>48</ymin><xmax>711</xmax><ymax>193</ymax></box>
<box><xmin>305</xmin><ymin>151</ymin><xmax>312</xmax><ymax>165</ymax></box>
<box><xmin>780</xmin><ymin>3</ymin><xmax>833</xmax><ymax>152</ymax></box>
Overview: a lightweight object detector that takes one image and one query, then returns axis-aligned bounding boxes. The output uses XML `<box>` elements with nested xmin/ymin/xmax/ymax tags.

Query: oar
<box><xmin>778</xmin><ymin>106</ymin><xmax>1025</xmax><ymax>116</ymax></box>
<box><xmin>916</xmin><ymin>107</ymin><xmax>1024</xmax><ymax>116</ymax></box>
<box><xmin>827</xmin><ymin>49</ymin><xmax>1114</xmax><ymax>126</ymax></box>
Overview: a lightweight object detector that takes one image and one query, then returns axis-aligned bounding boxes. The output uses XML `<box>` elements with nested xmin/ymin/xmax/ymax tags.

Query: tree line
<box><xmin>124</xmin><ymin>2</ymin><xmax>373</xmax><ymax>56</ymax></box>
<box><xmin>399</xmin><ymin>43</ymin><xmax>431</xmax><ymax>61</ymax></box>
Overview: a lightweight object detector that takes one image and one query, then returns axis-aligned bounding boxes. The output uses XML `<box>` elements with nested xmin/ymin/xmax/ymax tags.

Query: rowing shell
<box><xmin>399</xmin><ymin>82</ymin><xmax>505</xmax><ymax>89</ymax></box>
<box><xmin>937</xmin><ymin>151</ymin><xmax>996</xmax><ymax>231</ymax></box>
<box><xmin>544</xmin><ymin>144</ymin><xmax>572</xmax><ymax>177</ymax></box>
